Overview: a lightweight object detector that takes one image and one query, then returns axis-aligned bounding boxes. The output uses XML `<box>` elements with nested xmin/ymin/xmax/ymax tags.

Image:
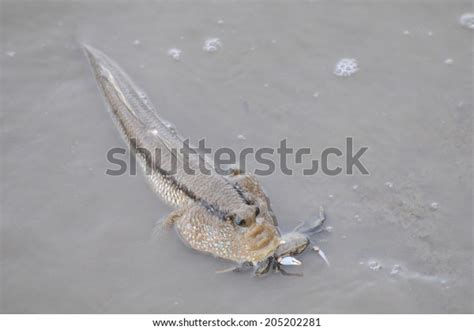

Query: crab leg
<box><xmin>312</xmin><ymin>246</ymin><xmax>330</xmax><ymax>267</ymax></box>
<box><xmin>216</xmin><ymin>262</ymin><xmax>254</xmax><ymax>274</ymax></box>
<box><xmin>294</xmin><ymin>206</ymin><xmax>326</xmax><ymax>234</ymax></box>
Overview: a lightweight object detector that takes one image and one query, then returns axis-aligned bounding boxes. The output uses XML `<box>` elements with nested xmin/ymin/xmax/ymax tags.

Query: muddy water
<box><xmin>1</xmin><ymin>1</ymin><xmax>472</xmax><ymax>313</ymax></box>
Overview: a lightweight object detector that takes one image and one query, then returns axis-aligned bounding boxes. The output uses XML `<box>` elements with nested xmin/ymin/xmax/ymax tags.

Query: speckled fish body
<box><xmin>84</xmin><ymin>45</ymin><xmax>281</xmax><ymax>264</ymax></box>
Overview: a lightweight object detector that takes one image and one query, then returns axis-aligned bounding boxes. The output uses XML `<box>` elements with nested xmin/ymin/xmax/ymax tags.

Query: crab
<box><xmin>217</xmin><ymin>205</ymin><xmax>330</xmax><ymax>276</ymax></box>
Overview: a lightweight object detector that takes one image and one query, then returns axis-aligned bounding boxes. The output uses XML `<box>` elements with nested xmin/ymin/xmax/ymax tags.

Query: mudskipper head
<box><xmin>229</xmin><ymin>204</ymin><xmax>281</xmax><ymax>264</ymax></box>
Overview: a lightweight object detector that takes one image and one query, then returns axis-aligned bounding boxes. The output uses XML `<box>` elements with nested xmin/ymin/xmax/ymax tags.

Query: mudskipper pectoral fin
<box><xmin>151</xmin><ymin>207</ymin><xmax>192</xmax><ymax>241</ymax></box>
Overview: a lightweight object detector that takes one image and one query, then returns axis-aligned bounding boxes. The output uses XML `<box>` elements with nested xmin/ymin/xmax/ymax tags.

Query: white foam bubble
<box><xmin>237</xmin><ymin>134</ymin><xmax>246</xmax><ymax>141</ymax></box>
<box><xmin>5</xmin><ymin>51</ymin><xmax>16</xmax><ymax>58</ymax></box>
<box><xmin>368</xmin><ymin>260</ymin><xmax>382</xmax><ymax>271</ymax></box>
<box><xmin>444</xmin><ymin>58</ymin><xmax>453</xmax><ymax>65</ymax></box>
<box><xmin>133</xmin><ymin>39</ymin><xmax>141</xmax><ymax>46</ymax></box>
<box><xmin>162</xmin><ymin>120</ymin><xmax>177</xmax><ymax>134</ymax></box>
<box><xmin>459</xmin><ymin>13</ymin><xmax>474</xmax><ymax>29</ymax></box>
<box><xmin>390</xmin><ymin>264</ymin><xmax>402</xmax><ymax>275</ymax></box>
<box><xmin>167</xmin><ymin>48</ymin><xmax>182</xmax><ymax>61</ymax></box>
<box><xmin>203</xmin><ymin>38</ymin><xmax>222</xmax><ymax>53</ymax></box>
<box><xmin>385</xmin><ymin>181</ymin><xmax>394</xmax><ymax>189</ymax></box>
<box><xmin>334</xmin><ymin>58</ymin><xmax>359</xmax><ymax>77</ymax></box>
<box><xmin>430</xmin><ymin>201</ymin><xmax>439</xmax><ymax>210</ymax></box>
<box><xmin>403</xmin><ymin>30</ymin><xmax>410</xmax><ymax>35</ymax></box>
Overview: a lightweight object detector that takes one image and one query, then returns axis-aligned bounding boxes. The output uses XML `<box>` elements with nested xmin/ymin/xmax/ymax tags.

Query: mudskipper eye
<box><xmin>234</xmin><ymin>217</ymin><xmax>247</xmax><ymax>227</ymax></box>
<box><xmin>225</xmin><ymin>214</ymin><xmax>235</xmax><ymax>222</ymax></box>
<box><xmin>255</xmin><ymin>207</ymin><xmax>260</xmax><ymax>216</ymax></box>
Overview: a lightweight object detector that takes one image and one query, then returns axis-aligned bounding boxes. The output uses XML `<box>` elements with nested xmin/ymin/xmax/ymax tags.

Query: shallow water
<box><xmin>1</xmin><ymin>1</ymin><xmax>472</xmax><ymax>313</ymax></box>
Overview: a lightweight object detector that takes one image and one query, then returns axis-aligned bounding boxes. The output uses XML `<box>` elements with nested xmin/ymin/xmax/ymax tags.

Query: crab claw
<box><xmin>312</xmin><ymin>246</ymin><xmax>330</xmax><ymax>267</ymax></box>
<box><xmin>277</xmin><ymin>256</ymin><xmax>302</xmax><ymax>266</ymax></box>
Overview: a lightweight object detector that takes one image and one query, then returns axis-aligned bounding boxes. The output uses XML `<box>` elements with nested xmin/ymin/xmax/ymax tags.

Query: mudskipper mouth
<box><xmin>244</xmin><ymin>223</ymin><xmax>280</xmax><ymax>261</ymax></box>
